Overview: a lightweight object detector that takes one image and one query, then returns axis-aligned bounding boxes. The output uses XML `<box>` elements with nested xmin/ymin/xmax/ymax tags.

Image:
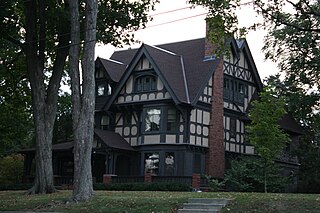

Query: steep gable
<box><xmin>157</xmin><ymin>38</ymin><xmax>220</xmax><ymax>104</ymax></box>
<box><xmin>96</xmin><ymin>57</ymin><xmax>127</xmax><ymax>82</ymax></box>
<box><xmin>103</xmin><ymin>44</ymin><xmax>187</xmax><ymax>110</ymax></box>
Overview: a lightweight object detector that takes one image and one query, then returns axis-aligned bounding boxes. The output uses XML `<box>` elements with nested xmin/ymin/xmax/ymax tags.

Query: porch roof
<box><xmin>20</xmin><ymin>129</ymin><xmax>135</xmax><ymax>153</ymax></box>
<box><xmin>94</xmin><ymin>129</ymin><xmax>136</xmax><ymax>151</ymax></box>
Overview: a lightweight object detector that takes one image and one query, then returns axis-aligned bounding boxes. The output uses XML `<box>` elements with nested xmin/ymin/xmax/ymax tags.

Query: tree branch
<box><xmin>4</xmin><ymin>35</ymin><xmax>26</xmax><ymax>52</ymax></box>
<box><xmin>68</xmin><ymin>0</ymin><xmax>81</xmax><ymax>128</ymax></box>
<box><xmin>38</xmin><ymin>0</ymin><xmax>47</xmax><ymax>71</ymax></box>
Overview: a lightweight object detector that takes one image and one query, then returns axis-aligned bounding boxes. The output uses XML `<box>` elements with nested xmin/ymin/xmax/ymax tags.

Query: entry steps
<box><xmin>178</xmin><ymin>198</ymin><xmax>229</xmax><ymax>213</ymax></box>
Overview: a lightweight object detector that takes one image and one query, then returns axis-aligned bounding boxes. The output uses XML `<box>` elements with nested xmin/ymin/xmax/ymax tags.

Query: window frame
<box><xmin>166</xmin><ymin>107</ymin><xmax>177</xmax><ymax>132</ymax></box>
<box><xmin>134</xmin><ymin>75</ymin><xmax>157</xmax><ymax>93</ymax></box>
<box><xmin>101</xmin><ymin>115</ymin><xmax>110</xmax><ymax>130</ymax></box>
<box><xmin>144</xmin><ymin>152</ymin><xmax>159</xmax><ymax>175</ymax></box>
<box><xmin>144</xmin><ymin>108</ymin><xmax>161</xmax><ymax>133</ymax></box>
<box><xmin>223</xmin><ymin>76</ymin><xmax>247</xmax><ymax>105</ymax></box>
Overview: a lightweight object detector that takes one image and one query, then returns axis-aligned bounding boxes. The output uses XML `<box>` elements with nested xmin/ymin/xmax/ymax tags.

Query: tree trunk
<box><xmin>69</xmin><ymin>0</ymin><xmax>97</xmax><ymax>202</ymax></box>
<box><xmin>24</xmin><ymin>0</ymin><xmax>69</xmax><ymax>194</ymax></box>
<box><xmin>264</xmin><ymin>159</ymin><xmax>267</xmax><ymax>193</ymax></box>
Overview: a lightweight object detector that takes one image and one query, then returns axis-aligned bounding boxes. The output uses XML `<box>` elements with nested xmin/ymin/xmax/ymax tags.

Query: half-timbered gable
<box><xmin>96</xmin><ymin>44</ymin><xmax>191</xmax><ymax>148</ymax></box>
<box><xmin>222</xmin><ymin>39</ymin><xmax>263</xmax><ymax>155</ymax></box>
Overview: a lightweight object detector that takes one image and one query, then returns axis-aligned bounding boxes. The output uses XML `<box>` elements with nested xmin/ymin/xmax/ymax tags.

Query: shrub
<box><xmin>205</xmin><ymin>176</ymin><xmax>225</xmax><ymax>191</ymax></box>
<box><xmin>0</xmin><ymin>183</ymin><xmax>32</xmax><ymax>191</ymax></box>
<box><xmin>93</xmin><ymin>182</ymin><xmax>191</xmax><ymax>191</ymax></box>
<box><xmin>225</xmin><ymin>156</ymin><xmax>288</xmax><ymax>192</ymax></box>
<box><xmin>0</xmin><ymin>154</ymin><xmax>24</xmax><ymax>184</ymax></box>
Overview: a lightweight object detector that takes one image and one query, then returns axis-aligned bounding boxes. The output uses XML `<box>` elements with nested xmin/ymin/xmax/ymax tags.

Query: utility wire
<box><xmin>145</xmin><ymin>13</ymin><xmax>207</xmax><ymax>29</ymax></box>
<box><xmin>5</xmin><ymin>2</ymin><xmax>254</xmax><ymax>48</ymax></box>
<box><xmin>149</xmin><ymin>6</ymin><xmax>195</xmax><ymax>17</ymax></box>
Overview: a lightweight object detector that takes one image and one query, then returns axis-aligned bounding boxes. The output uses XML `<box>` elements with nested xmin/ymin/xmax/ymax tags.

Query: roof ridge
<box><xmin>104</xmin><ymin>57</ymin><xmax>125</xmax><ymax>65</ymax></box>
<box><xmin>146</xmin><ymin>44</ymin><xmax>177</xmax><ymax>56</ymax></box>
<box><xmin>180</xmin><ymin>56</ymin><xmax>190</xmax><ymax>104</ymax></box>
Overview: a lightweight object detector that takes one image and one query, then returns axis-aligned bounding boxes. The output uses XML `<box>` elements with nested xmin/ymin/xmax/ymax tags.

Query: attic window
<box><xmin>135</xmin><ymin>55</ymin><xmax>152</xmax><ymax>70</ymax></box>
<box><xmin>95</xmin><ymin>69</ymin><xmax>104</xmax><ymax>78</ymax></box>
<box><xmin>134</xmin><ymin>75</ymin><xmax>157</xmax><ymax>93</ymax></box>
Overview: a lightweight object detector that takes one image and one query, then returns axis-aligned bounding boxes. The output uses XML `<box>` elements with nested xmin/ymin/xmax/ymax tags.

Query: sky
<box><xmin>95</xmin><ymin>0</ymin><xmax>279</xmax><ymax>81</ymax></box>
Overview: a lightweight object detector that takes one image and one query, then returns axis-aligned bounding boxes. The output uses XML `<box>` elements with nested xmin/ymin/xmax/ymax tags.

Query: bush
<box><xmin>0</xmin><ymin>154</ymin><xmax>24</xmax><ymax>184</ymax></box>
<box><xmin>94</xmin><ymin>182</ymin><xmax>191</xmax><ymax>191</ymax></box>
<box><xmin>225</xmin><ymin>156</ymin><xmax>288</xmax><ymax>192</ymax></box>
<box><xmin>0</xmin><ymin>183</ymin><xmax>32</xmax><ymax>191</ymax></box>
<box><xmin>202</xmin><ymin>175</ymin><xmax>225</xmax><ymax>191</ymax></box>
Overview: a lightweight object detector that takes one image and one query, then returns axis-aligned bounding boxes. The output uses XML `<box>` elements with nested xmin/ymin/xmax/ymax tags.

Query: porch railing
<box><xmin>152</xmin><ymin>176</ymin><xmax>192</xmax><ymax>185</ymax></box>
<box><xmin>22</xmin><ymin>173</ymin><xmax>208</xmax><ymax>189</ymax></box>
<box><xmin>111</xmin><ymin>176</ymin><xmax>144</xmax><ymax>183</ymax></box>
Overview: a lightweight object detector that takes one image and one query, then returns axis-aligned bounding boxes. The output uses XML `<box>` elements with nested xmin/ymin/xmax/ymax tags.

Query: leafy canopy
<box><xmin>247</xmin><ymin>87</ymin><xmax>290</xmax><ymax>162</ymax></box>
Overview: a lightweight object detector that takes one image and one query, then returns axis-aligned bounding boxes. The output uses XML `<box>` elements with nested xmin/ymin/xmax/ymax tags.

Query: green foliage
<box><xmin>247</xmin><ymin>88</ymin><xmax>290</xmax><ymax>162</ymax></box>
<box><xmin>204</xmin><ymin>175</ymin><xmax>226</xmax><ymax>191</ymax></box>
<box><xmin>0</xmin><ymin>154</ymin><xmax>24</xmax><ymax>184</ymax></box>
<box><xmin>53</xmin><ymin>93</ymin><xmax>73</xmax><ymax>143</ymax></box>
<box><xmin>296</xmin><ymin>141</ymin><xmax>320</xmax><ymax>193</ymax></box>
<box><xmin>266</xmin><ymin>75</ymin><xmax>320</xmax><ymax>193</ymax></box>
<box><xmin>97</xmin><ymin>0</ymin><xmax>159</xmax><ymax>47</ymax></box>
<box><xmin>225</xmin><ymin>156</ymin><xmax>288</xmax><ymax>192</ymax></box>
<box><xmin>93</xmin><ymin>182</ymin><xmax>191</xmax><ymax>191</ymax></box>
<box><xmin>0</xmin><ymin>183</ymin><xmax>33</xmax><ymax>191</ymax></box>
<box><xmin>189</xmin><ymin>0</ymin><xmax>242</xmax><ymax>56</ymax></box>
<box><xmin>0</xmin><ymin>41</ymin><xmax>33</xmax><ymax>156</ymax></box>
<box><xmin>261</xmin><ymin>0</ymin><xmax>320</xmax><ymax>90</ymax></box>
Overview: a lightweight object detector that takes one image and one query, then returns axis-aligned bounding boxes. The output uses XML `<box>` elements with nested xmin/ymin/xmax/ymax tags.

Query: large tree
<box><xmin>68</xmin><ymin>0</ymin><xmax>97</xmax><ymax>201</ymax></box>
<box><xmin>266</xmin><ymin>75</ymin><xmax>320</xmax><ymax>193</ymax></box>
<box><xmin>0</xmin><ymin>0</ymin><xmax>157</xmax><ymax>194</ymax></box>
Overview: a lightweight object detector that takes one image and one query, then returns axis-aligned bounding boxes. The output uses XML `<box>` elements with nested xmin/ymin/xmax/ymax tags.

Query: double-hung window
<box><xmin>145</xmin><ymin>108</ymin><xmax>161</xmax><ymax>132</ymax></box>
<box><xmin>223</xmin><ymin>77</ymin><xmax>246</xmax><ymax>105</ymax></box>
<box><xmin>167</xmin><ymin>108</ymin><xmax>177</xmax><ymax>132</ymax></box>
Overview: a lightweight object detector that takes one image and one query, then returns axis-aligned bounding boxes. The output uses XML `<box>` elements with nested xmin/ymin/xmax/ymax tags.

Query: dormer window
<box><xmin>101</xmin><ymin>115</ymin><xmax>110</xmax><ymax>130</ymax></box>
<box><xmin>97</xmin><ymin>84</ymin><xmax>105</xmax><ymax>96</ymax></box>
<box><xmin>96</xmin><ymin>83</ymin><xmax>112</xmax><ymax>96</ymax></box>
<box><xmin>134</xmin><ymin>75</ymin><xmax>157</xmax><ymax>93</ymax></box>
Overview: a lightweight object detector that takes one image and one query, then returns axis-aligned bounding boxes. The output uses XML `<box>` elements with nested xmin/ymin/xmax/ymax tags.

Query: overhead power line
<box><xmin>144</xmin><ymin>13</ymin><xmax>208</xmax><ymax>29</ymax></box>
<box><xmin>149</xmin><ymin>6</ymin><xmax>195</xmax><ymax>17</ymax></box>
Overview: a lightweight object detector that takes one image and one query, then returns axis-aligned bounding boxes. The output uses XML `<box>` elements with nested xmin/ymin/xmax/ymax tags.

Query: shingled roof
<box><xmin>99</xmin><ymin>37</ymin><xmax>263</xmax><ymax>107</ymax></box>
<box><xmin>20</xmin><ymin>130</ymin><xmax>135</xmax><ymax>153</ymax></box>
<box><xmin>96</xmin><ymin>57</ymin><xmax>127</xmax><ymax>82</ymax></box>
<box><xmin>94</xmin><ymin>129</ymin><xmax>135</xmax><ymax>151</ymax></box>
<box><xmin>103</xmin><ymin>38</ymin><xmax>220</xmax><ymax>105</ymax></box>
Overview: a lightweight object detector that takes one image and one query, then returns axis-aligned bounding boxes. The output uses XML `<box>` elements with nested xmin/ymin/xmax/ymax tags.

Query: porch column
<box><xmin>105</xmin><ymin>153</ymin><xmax>110</xmax><ymax>174</ymax></box>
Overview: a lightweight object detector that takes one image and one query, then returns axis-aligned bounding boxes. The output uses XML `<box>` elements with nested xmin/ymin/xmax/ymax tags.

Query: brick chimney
<box><xmin>205</xmin><ymin>18</ymin><xmax>225</xmax><ymax>179</ymax></box>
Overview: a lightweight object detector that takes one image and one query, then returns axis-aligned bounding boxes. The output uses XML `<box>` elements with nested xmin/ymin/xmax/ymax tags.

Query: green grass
<box><xmin>0</xmin><ymin>190</ymin><xmax>319</xmax><ymax>212</ymax></box>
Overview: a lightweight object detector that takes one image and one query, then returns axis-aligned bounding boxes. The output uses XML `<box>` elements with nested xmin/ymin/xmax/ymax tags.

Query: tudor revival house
<box><xmin>92</xmin><ymin>37</ymin><xmax>303</xmax><ymax>180</ymax></box>
<box><xmin>21</xmin><ymin>32</ymin><xmax>303</xmax><ymax>184</ymax></box>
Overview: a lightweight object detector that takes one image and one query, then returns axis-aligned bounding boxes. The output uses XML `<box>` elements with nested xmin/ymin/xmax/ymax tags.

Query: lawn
<box><xmin>0</xmin><ymin>190</ymin><xmax>319</xmax><ymax>212</ymax></box>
